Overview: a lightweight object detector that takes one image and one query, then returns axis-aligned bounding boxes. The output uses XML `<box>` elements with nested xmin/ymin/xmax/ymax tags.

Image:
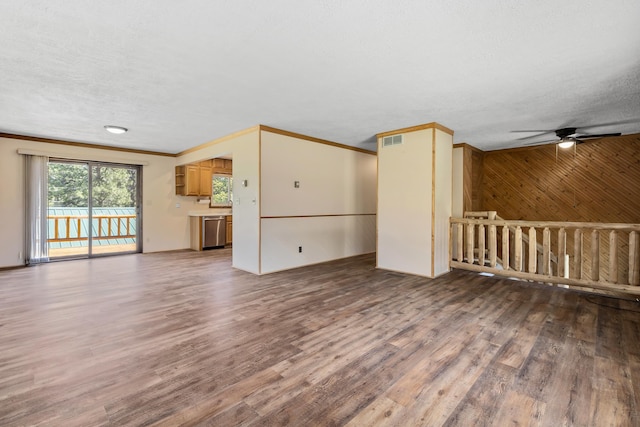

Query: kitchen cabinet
<box><xmin>189</xmin><ymin>216</ymin><xmax>203</xmax><ymax>250</ymax></box>
<box><xmin>198</xmin><ymin>161</ymin><xmax>212</xmax><ymax>196</ymax></box>
<box><xmin>175</xmin><ymin>160</ymin><xmax>213</xmax><ymax>196</ymax></box>
<box><xmin>212</xmin><ymin>158</ymin><xmax>232</xmax><ymax>175</ymax></box>
<box><xmin>226</xmin><ymin>215</ymin><xmax>233</xmax><ymax>244</ymax></box>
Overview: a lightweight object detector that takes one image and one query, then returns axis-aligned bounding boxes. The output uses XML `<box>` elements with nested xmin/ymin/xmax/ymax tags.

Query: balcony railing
<box><xmin>48</xmin><ymin>214</ymin><xmax>136</xmax><ymax>242</ymax></box>
<box><xmin>450</xmin><ymin>213</ymin><xmax>640</xmax><ymax>296</ymax></box>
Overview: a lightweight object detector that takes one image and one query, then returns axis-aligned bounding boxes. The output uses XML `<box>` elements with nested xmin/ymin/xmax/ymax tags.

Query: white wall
<box><xmin>377</xmin><ymin>129</ymin><xmax>433</xmax><ymax>276</ymax></box>
<box><xmin>261</xmin><ymin>132</ymin><xmax>376</xmax><ymax>216</ymax></box>
<box><xmin>261</xmin><ymin>215</ymin><xmax>376</xmax><ymax>273</ymax></box>
<box><xmin>259</xmin><ymin>130</ymin><xmax>377</xmax><ymax>274</ymax></box>
<box><xmin>0</xmin><ymin>137</ymin><xmax>185</xmax><ymax>268</ymax></box>
<box><xmin>176</xmin><ymin>128</ymin><xmax>261</xmax><ymax>274</ymax></box>
<box><xmin>433</xmin><ymin>129</ymin><xmax>453</xmax><ymax>276</ymax></box>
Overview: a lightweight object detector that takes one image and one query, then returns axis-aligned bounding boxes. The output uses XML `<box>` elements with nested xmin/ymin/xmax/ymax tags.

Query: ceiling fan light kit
<box><xmin>557</xmin><ymin>137</ymin><xmax>576</xmax><ymax>149</ymax></box>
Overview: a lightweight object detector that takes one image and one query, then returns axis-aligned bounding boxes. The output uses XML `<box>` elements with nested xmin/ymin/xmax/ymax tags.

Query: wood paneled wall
<box><xmin>459</xmin><ymin>144</ymin><xmax>484</xmax><ymax>213</ymax></box>
<box><xmin>480</xmin><ymin>134</ymin><xmax>640</xmax><ymax>223</ymax></box>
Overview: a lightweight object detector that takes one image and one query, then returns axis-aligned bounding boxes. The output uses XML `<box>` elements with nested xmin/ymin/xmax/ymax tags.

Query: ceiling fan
<box><xmin>511</xmin><ymin>120</ymin><xmax>637</xmax><ymax>148</ymax></box>
<box><xmin>527</xmin><ymin>127</ymin><xmax>620</xmax><ymax>148</ymax></box>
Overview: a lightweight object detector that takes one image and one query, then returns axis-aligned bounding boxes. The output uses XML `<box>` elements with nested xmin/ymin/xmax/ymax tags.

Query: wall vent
<box><xmin>382</xmin><ymin>134</ymin><xmax>403</xmax><ymax>147</ymax></box>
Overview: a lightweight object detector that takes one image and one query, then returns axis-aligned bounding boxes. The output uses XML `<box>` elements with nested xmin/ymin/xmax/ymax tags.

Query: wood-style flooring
<box><xmin>1</xmin><ymin>250</ymin><xmax>639</xmax><ymax>426</ymax></box>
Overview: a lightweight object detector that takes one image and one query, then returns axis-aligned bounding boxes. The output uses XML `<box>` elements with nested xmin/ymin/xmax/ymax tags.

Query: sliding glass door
<box><xmin>48</xmin><ymin>160</ymin><xmax>141</xmax><ymax>258</ymax></box>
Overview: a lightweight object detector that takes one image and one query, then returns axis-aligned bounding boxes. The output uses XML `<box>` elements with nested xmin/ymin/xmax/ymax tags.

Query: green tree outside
<box><xmin>48</xmin><ymin>162</ymin><xmax>137</xmax><ymax>207</ymax></box>
<box><xmin>212</xmin><ymin>176</ymin><xmax>233</xmax><ymax>205</ymax></box>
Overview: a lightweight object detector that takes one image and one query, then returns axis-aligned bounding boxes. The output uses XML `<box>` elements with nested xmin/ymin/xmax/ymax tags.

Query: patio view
<box><xmin>47</xmin><ymin>161</ymin><xmax>140</xmax><ymax>258</ymax></box>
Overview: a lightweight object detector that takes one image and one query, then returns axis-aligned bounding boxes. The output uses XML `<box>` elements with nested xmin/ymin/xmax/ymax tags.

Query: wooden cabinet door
<box><xmin>212</xmin><ymin>158</ymin><xmax>232</xmax><ymax>175</ymax></box>
<box><xmin>199</xmin><ymin>165</ymin><xmax>212</xmax><ymax>196</ymax></box>
<box><xmin>226</xmin><ymin>216</ymin><xmax>232</xmax><ymax>244</ymax></box>
<box><xmin>185</xmin><ymin>164</ymin><xmax>200</xmax><ymax>195</ymax></box>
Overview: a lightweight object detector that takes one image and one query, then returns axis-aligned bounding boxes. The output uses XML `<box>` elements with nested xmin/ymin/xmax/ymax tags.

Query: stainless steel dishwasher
<box><xmin>202</xmin><ymin>216</ymin><xmax>226</xmax><ymax>249</ymax></box>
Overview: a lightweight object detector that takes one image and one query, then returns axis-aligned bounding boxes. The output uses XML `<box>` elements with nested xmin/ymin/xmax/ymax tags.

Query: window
<box><xmin>211</xmin><ymin>175</ymin><xmax>232</xmax><ymax>206</ymax></box>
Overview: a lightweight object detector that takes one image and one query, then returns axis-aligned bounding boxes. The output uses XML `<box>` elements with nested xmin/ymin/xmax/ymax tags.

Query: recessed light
<box><xmin>104</xmin><ymin>125</ymin><xmax>128</xmax><ymax>134</ymax></box>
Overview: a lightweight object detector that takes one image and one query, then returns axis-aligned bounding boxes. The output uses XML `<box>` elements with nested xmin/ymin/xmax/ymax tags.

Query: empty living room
<box><xmin>1</xmin><ymin>1</ymin><xmax>640</xmax><ymax>426</ymax></box>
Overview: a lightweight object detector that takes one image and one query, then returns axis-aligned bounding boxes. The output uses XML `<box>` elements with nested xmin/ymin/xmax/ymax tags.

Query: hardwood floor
<box><xmin>1</xmin><ymin>249</ymin><xmax>638</xmax><ymax>426</ymax></box>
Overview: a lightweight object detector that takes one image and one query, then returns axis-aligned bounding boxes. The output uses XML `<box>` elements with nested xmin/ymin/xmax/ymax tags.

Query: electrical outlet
<box><xmin>298</xmin><ymin>246</ymin><xmax>302</xmax><ymax>253</ymax></box>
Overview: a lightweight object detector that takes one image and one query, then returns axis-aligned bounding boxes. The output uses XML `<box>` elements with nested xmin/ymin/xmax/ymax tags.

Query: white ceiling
<box><xmin>1</xmin><ymin>0</ymin><xmax>639</xmax><ymax>153</ymax></box>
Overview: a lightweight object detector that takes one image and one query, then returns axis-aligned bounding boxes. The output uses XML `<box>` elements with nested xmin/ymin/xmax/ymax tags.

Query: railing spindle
<box><xmin>65</xmin><ymin>217</ymin><xmax>70</xmax><ymax>239</ymax></box>
<box><xmin>591</xmin><ymin>230</ymin><xmax>600</xmax><ymax>282</ymax></box>
<box><xmin>478</xmin><ymin>224</ymin><xmax>486</xmax><ymax>266</ymax></box>
<box><xmin>558</xmin><ymin>228</ymin><xmax>566</xmax><ymax>278</ymax></box>
<box><xmin>542</xmin><ymin>227</ymin><xmax>551</xmax><ymax>275</ymax></box>
<box><xmin>574</xmin><ymin>229</ymin><xmax>583</xmax><ymax>279</ymax></box>
<box><xmin>514</xmin><ymin>226</ymin><xmax>523</xmax><ymax>272</ymax></box>
<box><xmin>466</xmin><ymin>223</ymin><xmax>475</xmax><ymax>264</ymax></box>
<box><xmin>489</xmin><ymin>225</ymin><xmax>497</xmax><ymax>268</ymax></box>
<box><xmin>609</xmin><ymin>230</ymin><xmax>618</xmax><ymax>283</ymax></box>
<box><xmin>502</xmin><ymin>225</ymin><xmax>509</xmax><ymax>270</ymax></box>
<box><xmin>630</xmin><ymin>231</ymin><xmax>639</xmax><ymax>286</ymax></box>
<box><xmin>54</xmin><ymin>218</ymin><xmax>60</xmax><ymax>240</ymax></box>
<box><xmin>528</xmin><ymin>227</ymin><xmax>537</xmax><ymax>273</ymax></box>
<box><xmin>456</xmin><ymin>223</ymin><xmax>464</xmax><ymax>262</ymax></box>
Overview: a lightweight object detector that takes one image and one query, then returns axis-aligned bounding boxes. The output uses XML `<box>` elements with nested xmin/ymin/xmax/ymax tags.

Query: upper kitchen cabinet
<box><xmin>212</xmin><ymin>158</ymin><xmax>232</xmax><ymax>175</ymax></box>
<box><xmin>175</xmin><ymin>160</ymin><xmax>213</xmax><ymax>196</ymax></box>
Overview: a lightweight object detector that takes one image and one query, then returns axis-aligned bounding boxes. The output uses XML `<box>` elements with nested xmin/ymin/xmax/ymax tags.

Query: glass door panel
<box><xmin>47</xmin><ymin>161</ymin><xmax>90</xmax><ymax>258</ymax></box>
<box><xmin>90</xmin><ymin>164</ymin><xmax>139</xmax><ymax>255</ymax></box>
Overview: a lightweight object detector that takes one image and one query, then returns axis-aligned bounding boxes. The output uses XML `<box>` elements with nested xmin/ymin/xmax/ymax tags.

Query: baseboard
<box><xmin>0</xmin><ymin>264</ymin><xmax>26</xmax><ymax>271</ymax></box>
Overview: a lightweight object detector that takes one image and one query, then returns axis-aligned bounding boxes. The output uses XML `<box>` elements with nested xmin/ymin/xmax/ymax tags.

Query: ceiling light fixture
<box><xmin>104</xmin><ymin>125</ymin><xmax>128</xmax><ymax>134</ymax></box>
<box><xmin>557</xmin><ymin>137</ymin><xmax>576</xmax><ymax>149</ymax></box>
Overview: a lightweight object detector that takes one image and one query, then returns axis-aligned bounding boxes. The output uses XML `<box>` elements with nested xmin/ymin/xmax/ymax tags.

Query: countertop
<box><xmin>188</xmin><ymin>211</ymin><xmax>232</xmax><ymax>217</ymax></box>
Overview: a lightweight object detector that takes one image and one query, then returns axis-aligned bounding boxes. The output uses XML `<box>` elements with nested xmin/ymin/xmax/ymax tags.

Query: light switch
<box><xmin>294</xmin><ymin>181</ymin><xmax>300</xmax><ymax>188</ymax></box>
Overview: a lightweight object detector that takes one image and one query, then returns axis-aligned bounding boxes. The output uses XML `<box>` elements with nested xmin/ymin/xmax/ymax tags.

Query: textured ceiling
<box><xmin>1</xmin><ymin>0</ymin><xmax>639</xmax><ymax>153</ymax></box>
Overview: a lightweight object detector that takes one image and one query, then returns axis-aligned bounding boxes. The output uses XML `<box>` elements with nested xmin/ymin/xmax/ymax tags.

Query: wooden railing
<box><xmin>450</xmin><ymin>216</ymin><xmax>640</xmax><ymax>296</ymax></box>
<box><xmin>464</xmin><ymin>211</ymin><xmax>559</xmax><ymax>273</ymax></box>
<box><xmin>48</xmin><ymin>214</ymin><xmax>136</xmax><ymax>243</ymax></box>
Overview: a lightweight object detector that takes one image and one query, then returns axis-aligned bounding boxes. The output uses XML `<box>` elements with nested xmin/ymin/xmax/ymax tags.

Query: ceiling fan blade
<box><xmin>511</xmin><ymin>130</ymin><xmax>555</xmax><ymax>133</ymax></box>
<box><xmin>514</xmin><ymin>132</ymin><xmax>554</xmax><ymax>141</ymax></box>
<box><xmin>523</xmin><ymin>139</ymin><xmax>557</xmax><ymax>146</ymax></box>
<box><xmin>576</xmin><ymin>132</ymin><xmax>622</xmax><ymax>139</ymax></box>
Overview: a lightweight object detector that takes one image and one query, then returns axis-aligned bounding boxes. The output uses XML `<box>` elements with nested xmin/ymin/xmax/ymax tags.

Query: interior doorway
<box><xmin>47</xmin><ymin>160</ymin><xmax>141</xmax><ymax>258</ymax></box>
